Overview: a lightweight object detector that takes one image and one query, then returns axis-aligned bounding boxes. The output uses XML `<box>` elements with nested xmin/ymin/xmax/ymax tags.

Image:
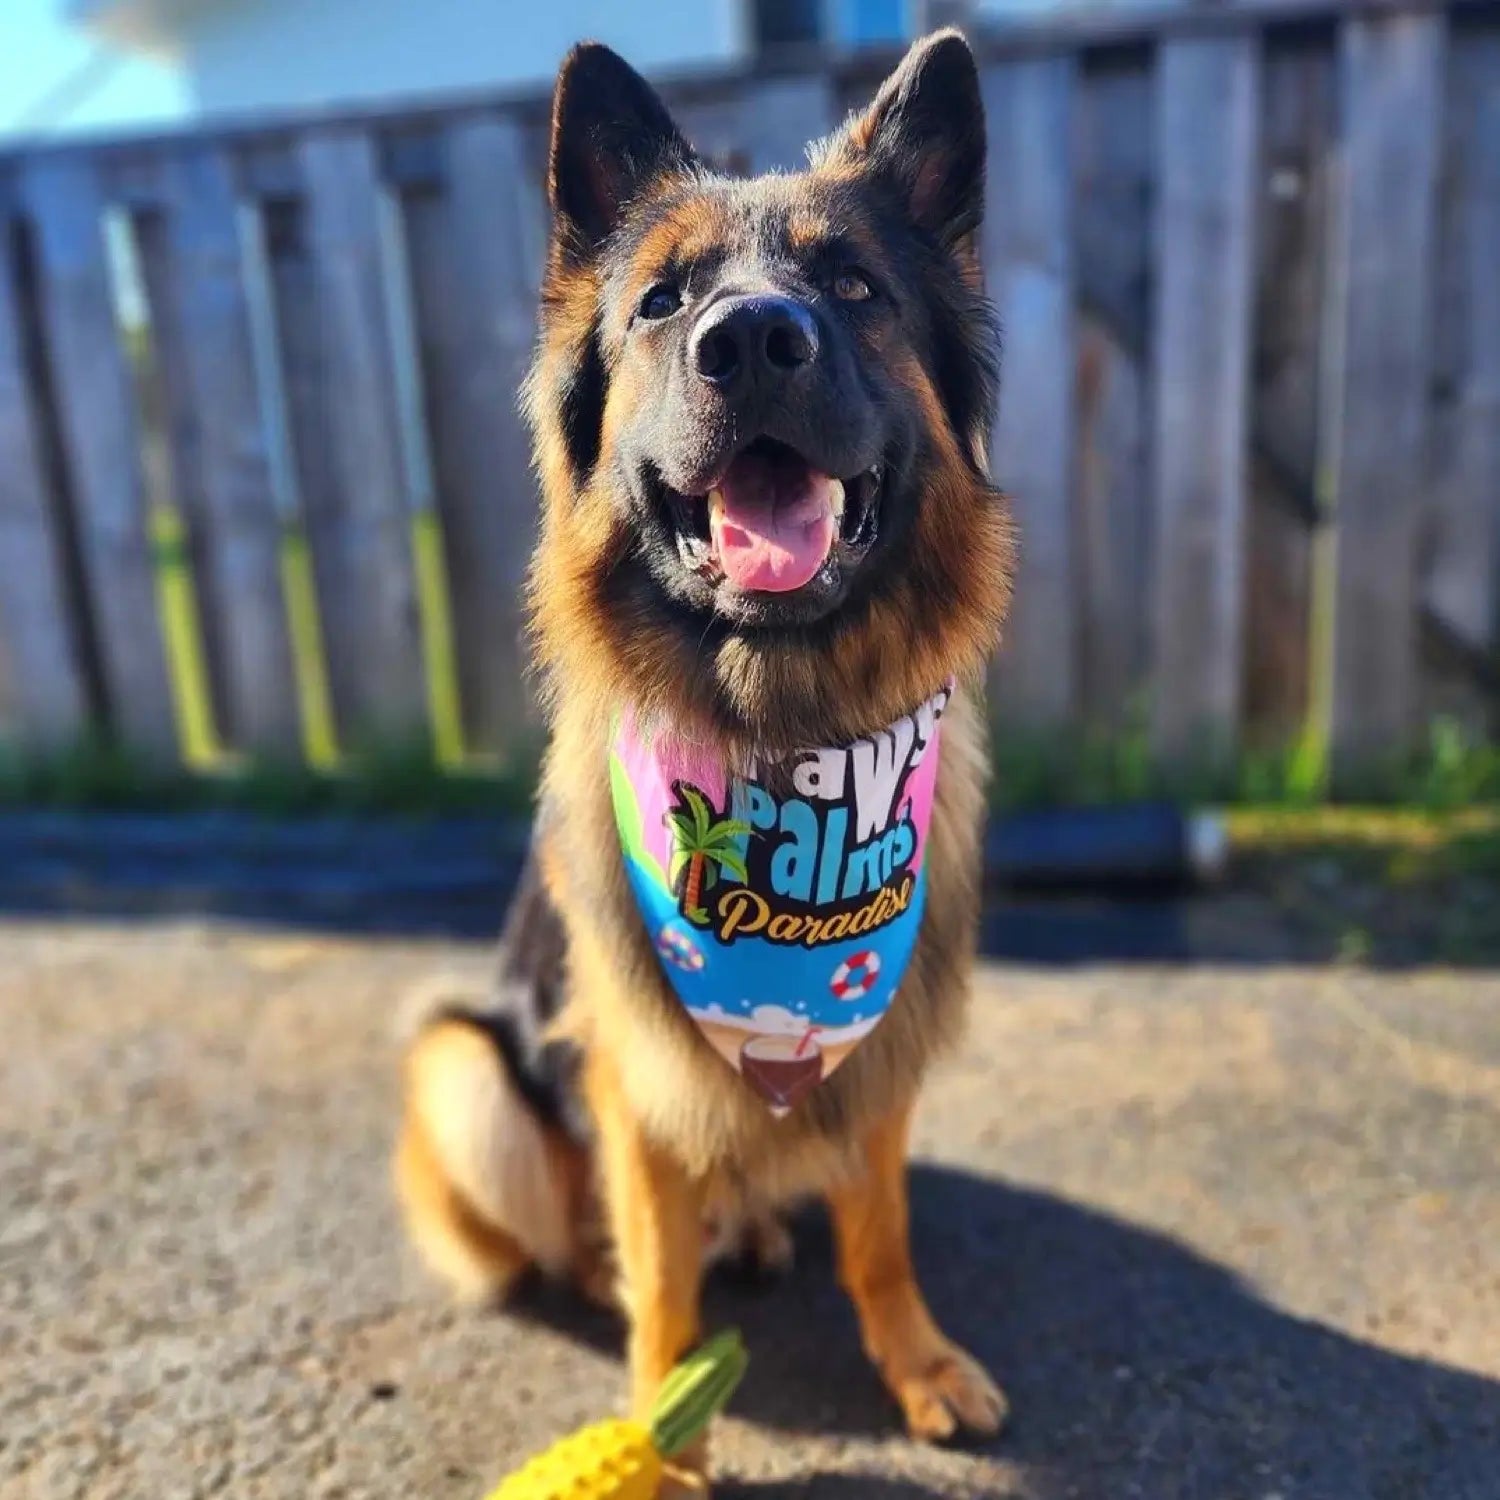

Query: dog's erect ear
<box><xmin>547</xmin><ymin>43</ymin><xmax>697</xmax><ymax>262</ymax></box>
<box><xmin>826</xmin><ymin>30</ymin><xmax>985</xmax><ymax>251</ymax></box>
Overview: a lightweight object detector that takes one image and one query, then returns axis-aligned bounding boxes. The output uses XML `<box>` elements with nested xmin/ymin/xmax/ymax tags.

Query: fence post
<box><xmin>156</xmin><ymin>146</ymin><xmax>300</xmax><ymax>757</ymax></box>
<box><xmin>742</xmin><ymin>76</ymin><xmax>833</xmax><ymax>172</ymax></box>
<box><xmin>1149</xmin><ymin>34</ymin><xmax>1260</xmax><ymax>760</ymax></box>
<box><xmin>0</xmin><ymin>215</ymin><xmax>91</xmax><ymax>747</ymax></box>
<box><xmin>20</xmin><ymin>155</ymin><xmax>178</xmax><ymax>757</ymax></box>
<box><xmin>297</xmin><ymin>128</ymin><xmax>428</xmax><ymax>746</ymax></box>
<box><xmin>1073</xmin><ymin>57</ymin><xmax>1154</xmax><ymax>727</ymax></box>
<box><xmin>1328</xmin><ymin>12</ymin><xmax>1444</xmax><ymax>762</ymax></box>
<box><xmin>984</xmin><ymin>55</ymin><xmax>1078</xmax><ymax>729</ymax></box>
<box><xmin>1425</xmin><ymin>27</ymin><xmax>1500</xmax><ymax>696</ymax></box>
<box><xmin>404</xmin><ymin>115</ymin><xmax>544</xmax><ymax>756</ymax></box>
<box><xmin>1243</xmin><ymin>38</ymin><xmax>1337</xmax><ymax>741</ymax></box>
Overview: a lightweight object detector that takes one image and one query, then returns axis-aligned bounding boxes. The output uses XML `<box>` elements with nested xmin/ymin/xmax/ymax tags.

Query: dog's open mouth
<box><xmin>668</xmin><ymin>438</ymin><xmax>882</xmax><ymax>593</ymax></box>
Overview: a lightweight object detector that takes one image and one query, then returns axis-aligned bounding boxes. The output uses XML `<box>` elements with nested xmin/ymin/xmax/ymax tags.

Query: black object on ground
<box><xmin>0</xmin><ymin>806</ymin><xmax>1226</xmax><ymax>955</ymax></box>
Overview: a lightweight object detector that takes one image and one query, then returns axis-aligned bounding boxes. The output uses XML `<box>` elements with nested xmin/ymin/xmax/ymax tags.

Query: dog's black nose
<box><xmin>690</xmin><ymin>295</ymin><xmax>820</xmax><ymax>390</ymax></box>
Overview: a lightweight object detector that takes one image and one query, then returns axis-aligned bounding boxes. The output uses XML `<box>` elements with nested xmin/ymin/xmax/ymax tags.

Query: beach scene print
<box><xmin>610</xmin><ymin>685</ymin><xmax>950</xmax><ymax>1113</ymax></box>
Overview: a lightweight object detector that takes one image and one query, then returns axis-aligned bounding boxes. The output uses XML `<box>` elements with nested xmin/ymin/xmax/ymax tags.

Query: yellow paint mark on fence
<box><xmin>412</xmin><ymin>508</ymin><xmax>465</xmax><ymax>770</ymax></box>
<box><xmin>1291</xmin><ymin>145</ymin><xmax>1349</xmax><ymax>802</ymax></box>
<box><xmin>278</xmin><ymin>526</ymin><xmax>339</xmax><ymax>771</ymax></box>
<box><xmin>148</xmin><ymin>503</ymin><xmax>221</xmax><ymax>768</ymax></box>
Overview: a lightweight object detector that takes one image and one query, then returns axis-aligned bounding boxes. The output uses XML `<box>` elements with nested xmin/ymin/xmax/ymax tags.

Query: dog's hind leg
<box><xmin>826</xmin><ymin>1099</ymin><xmax>1009</xmax><ymax>1444</ymax></box>
<box><xmin>397</xmin><ymin>832</ymin><xmax>600</xmax><ymax>1304</ymax></box>
<box><xmin>396</xmin><ymin>1017</ymin><xmax>577</xmax><ymax>1303</ymax></box>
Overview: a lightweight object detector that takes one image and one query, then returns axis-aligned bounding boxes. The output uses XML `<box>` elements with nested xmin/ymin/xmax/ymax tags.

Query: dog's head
<box><xmin>527</xmin><ymin>30</ymin><xmax>1013</xmax><ymax>748</ymax></box>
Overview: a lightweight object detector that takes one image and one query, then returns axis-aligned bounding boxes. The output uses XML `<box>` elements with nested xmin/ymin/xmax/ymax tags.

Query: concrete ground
<box><xmin>3</xmin><ymin>919</ymin><xmax>1499</xmax><ymax>1500</ymax></box>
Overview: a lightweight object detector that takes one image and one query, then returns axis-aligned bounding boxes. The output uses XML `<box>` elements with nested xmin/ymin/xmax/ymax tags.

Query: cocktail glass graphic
<box><xmin>739</xmin><ymin>1028</ymin><xmax>823</xmax><ymax>1114</ymax></box>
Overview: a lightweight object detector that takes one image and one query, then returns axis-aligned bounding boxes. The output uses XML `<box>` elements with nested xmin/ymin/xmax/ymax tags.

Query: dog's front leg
<box><xmin>586</xmin><ymin>1052</ymin><xmax>711</xmax><ymax>1494</ymax></box>
<box><xmin>827</xmin><ymin>1101</ymin><xmax>1009</xmax><ymax>1443</ymax></box>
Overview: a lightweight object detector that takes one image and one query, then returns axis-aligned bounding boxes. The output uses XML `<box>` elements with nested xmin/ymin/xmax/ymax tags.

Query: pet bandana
<box><xmin>610</xmin><ymin>684</ymin><xmax>950</xmax><ymax>1114</ymax></box>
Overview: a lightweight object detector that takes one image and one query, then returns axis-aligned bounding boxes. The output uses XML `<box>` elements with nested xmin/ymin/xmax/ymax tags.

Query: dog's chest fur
<box><xmin>536</xmin><ymin>676</ymin><xmax>989</xmax><ymax>1193</ymax></box>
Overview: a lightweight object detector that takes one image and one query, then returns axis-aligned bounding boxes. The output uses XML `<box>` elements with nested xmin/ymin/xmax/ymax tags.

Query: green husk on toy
<box><xmin>487</xmin><ymin>1329</ymin><xmax>747</xmax><ymax>1500</ymax></box>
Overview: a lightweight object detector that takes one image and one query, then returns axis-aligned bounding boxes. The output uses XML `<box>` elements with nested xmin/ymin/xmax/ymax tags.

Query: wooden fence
<box><xmin>0</xmin><ymin>0</ymin><xmax>1496</xmax><ymax>775</ymax></box>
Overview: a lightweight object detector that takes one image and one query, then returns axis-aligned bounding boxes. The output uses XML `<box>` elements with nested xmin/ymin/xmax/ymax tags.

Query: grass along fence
<box><xmin>0</xmin><ymin>0</ymin><xmax>1497</xmax><ymax>792</ymax></box>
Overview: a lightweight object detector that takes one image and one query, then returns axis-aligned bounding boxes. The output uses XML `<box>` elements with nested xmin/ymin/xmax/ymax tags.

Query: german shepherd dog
<box><xmin>397</xmin><ymin>29</ymin><xmax>1013</xmax><ymax>1490</ymax></box>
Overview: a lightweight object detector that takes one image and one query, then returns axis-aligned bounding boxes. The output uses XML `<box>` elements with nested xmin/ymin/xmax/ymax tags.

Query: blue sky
<box><xmin>0</xmin><ymin>0</ymin><xmax>187</xmax><ymax>141</ymax></box>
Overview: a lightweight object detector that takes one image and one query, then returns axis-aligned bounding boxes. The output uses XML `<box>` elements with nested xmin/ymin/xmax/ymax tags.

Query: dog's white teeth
<box><xmin>828</xmin><ymin>477</ymin><xmax>846</xmax><ymax>520</ymax></box>
<box><xmin>708</xmin><ymin>488</ymin><xmax>724</xmax><ymax>526</ymax></box>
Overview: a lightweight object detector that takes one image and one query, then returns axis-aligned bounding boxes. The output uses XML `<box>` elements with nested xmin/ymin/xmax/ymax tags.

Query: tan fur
<box><xmin>397</xmin><ymin>1020</ymin><xmax>578</xmax><ymax>1298</ymax></box>
<box><xmin>827</xmin><ymin>1099</ymin><xmax>1008</xmax><ymax>1440</ymax></box>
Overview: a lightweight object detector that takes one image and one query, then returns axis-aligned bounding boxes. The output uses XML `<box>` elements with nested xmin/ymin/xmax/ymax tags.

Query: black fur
<box><xmin>827</xmin><ymin>31</ymin><xmax>988</xmax><ymax>249</ymax></box>
<box><xmin>554</xmin><ymin>313</ymin><xmax>608</xmax><ymax>486</ymax></box>
<box><xmin>817</xmin><ymin>31</ymin><xmax>995</xmax><ymax>460</ymax></box>
<box><xmin>547</xmin><ymin>41</ymin><xmax>699</xmax><ymax>262</ymax></box>
<box><xmin>443</xmin><ymin>827</ymin><xmax>589</xmax><ymax>1143</ymax></box>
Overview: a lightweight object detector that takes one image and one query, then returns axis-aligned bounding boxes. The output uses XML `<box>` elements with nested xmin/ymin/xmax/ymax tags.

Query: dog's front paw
<box><xmin>656</xmin><ymin>1455</ymin><xmax>712</xmax><ymax>1497</ymax></box>
<box><xmin>889</xmin><ymin>1340</ymin><xmax>1008</xmax><ymax>1444</ymax></box>
<box><xmin>656</xmin><ymin>1472</ymin><xmax>711</xmax><ymax>1498</ymax></box>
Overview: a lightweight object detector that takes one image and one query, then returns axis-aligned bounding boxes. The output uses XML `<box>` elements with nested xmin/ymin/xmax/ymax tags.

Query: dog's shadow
<box><xmin>511</xmin><ymin>1165</ymin><xmax>1500</xmax><ymax>1496</ymax></box>
<box><xmin>717</xmin><ymin>1480</ymin><xmax>936</xmax><ymax>1498</ymax></box>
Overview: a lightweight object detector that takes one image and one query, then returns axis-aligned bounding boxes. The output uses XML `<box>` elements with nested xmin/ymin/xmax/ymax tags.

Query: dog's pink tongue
<box><xmin>709</xmin><ymin>455</ymin><xmax>838</xmax><ymax>593</ymax></box>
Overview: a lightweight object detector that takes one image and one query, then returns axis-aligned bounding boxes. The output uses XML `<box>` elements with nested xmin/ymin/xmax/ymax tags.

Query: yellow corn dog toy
<box><xmin>487</xmin><ymin>1329</ymin><xmax>748</xmax><ymax>1500</ymax></box>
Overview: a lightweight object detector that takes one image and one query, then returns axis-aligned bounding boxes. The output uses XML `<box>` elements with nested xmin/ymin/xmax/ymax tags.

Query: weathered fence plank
<box><xmin>264</xmin><ymin>193</ymin><xmax>341</xmax><ymax>737</ymax></box>
<box><xmin>155</xmin><ymin>146</ymin><xmax>300</xmax><ymax>756</ymax></box>
<box><xmin>1149</xmin><ymin>35</ymin><xmax>1260</xmax><ymax>756</ymax></box>
<box><xmin>1074</xmin><ymin>52</ymin><xmax>1154</xmax><ymax>356</ymax></box>
<box><xmin>1426</xmin><ymin>23</ymin><xmax>1500</xmax><ymax>697</ymax></box>
<box><xmin>1075</xmin><ymin>312</ymin><xmax>1149</xmax><ymax>728</ymax></box>
<box><xmin>19</xmin><ymin>156</ymin><xmax>177</xmax><ymax>755</ymax></box>
<box><xmin>1329</xmin><ymin>13</ymin><xmax>1445</xmax><ymax>758</ymax></box>
<box><xmin>0</xmin><ymin>10</ymin><xmax>1493</xmax><ymax>765</ymax></box>
<box><xmin>264</xmin><ymin>192</ymin><xmax>337</xmax><ymax>513</ymax></box>
<box><xmin>239</xmin><ymin>193</ymin><xmax>339</xmax><ymax>768</ymax></box>
<box><xmin>741</xmin><ymin>76</ymin><xmax>833</xmax><ymax>172</ymax></box>
<box><xmin>984</xmin><ymin>56</ymin><xmax>1077</xmax><ymax>726</ymax></box>
<box><xmin>1073</xmin><ymin>54</ymin><xmax>1153</xmax><ymax>726</ymax></box>
<box><xmin>675</xmin><ymin>94</ymin><xmax>749</xmax><ymax>173</ymax></box>
<box><xmin>133</xmin><ymin>208</ymin><xmax>227</xmax><ymax>733</ymax></box>
<box><xmin>0</xmin><ymin>223</ymin><xmax>90</xmax><ymax>745</ymax></box>
<box><xmin>296</xmin><ymin>128</ymin><xmax>426</xmax><ymax>743</ymax></box>
<box><xmin>405</xmin><ymin>116</ymin><xmax>544</xmax><ymax>753</ymax></box>
<box><xmin>1244</xmin><ymin>35</ymin><xmax>1336</xmax><ymax>737</ymax></box>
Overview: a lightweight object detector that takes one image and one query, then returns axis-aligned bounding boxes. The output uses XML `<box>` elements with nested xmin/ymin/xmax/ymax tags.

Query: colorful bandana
<box><xmin>610</xmin><ymin>685</ymin><xmax>951</xmax><ymax>1114</ymax></box>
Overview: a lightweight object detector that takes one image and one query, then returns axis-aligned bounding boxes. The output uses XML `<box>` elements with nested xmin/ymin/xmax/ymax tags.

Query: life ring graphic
<box><xmin>830</xmin><ymin>949</ymin><xmax>881</xmax><ymax>1000</ymax></box>
<box><xmin>656</xmin><ymin>924</ymin><xmax>705</xmax><ymax>972</ymax></box>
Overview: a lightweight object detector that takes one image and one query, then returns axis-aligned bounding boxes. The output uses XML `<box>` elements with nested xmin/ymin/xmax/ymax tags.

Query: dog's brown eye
<box><xmin>639</xmin><ymin>284</ymin><xmax>682</xmax><ymax>320</ymax></box>
<box><xmin>833</xmin><ymin>270</ymin><xmax>873</xmax><ymax>303</ymax></box>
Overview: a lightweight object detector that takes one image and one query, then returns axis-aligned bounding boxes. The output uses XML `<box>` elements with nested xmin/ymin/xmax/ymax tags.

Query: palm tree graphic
<box><xmin>667</xmin><ymin>784</ymin><xmax>751</xmax><ymax>926</ymax></box>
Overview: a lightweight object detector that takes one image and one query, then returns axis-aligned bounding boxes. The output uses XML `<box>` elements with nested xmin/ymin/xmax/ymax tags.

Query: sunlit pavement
<box><xmin>4</xmin><ymin>920</ymin><xmax>1498</xmax><ymax>1499</ymax></box>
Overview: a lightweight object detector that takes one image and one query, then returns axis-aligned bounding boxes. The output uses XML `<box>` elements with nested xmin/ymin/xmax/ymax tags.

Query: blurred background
<box><xmin>0</xmin><ymin>0</ymin><xmax>1496</xmax><ymax>957</ymax></box>
<box><xmin>2</xmin><ymin>3</ymin><xmax>1500</xmax><ymax>1496</ymax></box>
